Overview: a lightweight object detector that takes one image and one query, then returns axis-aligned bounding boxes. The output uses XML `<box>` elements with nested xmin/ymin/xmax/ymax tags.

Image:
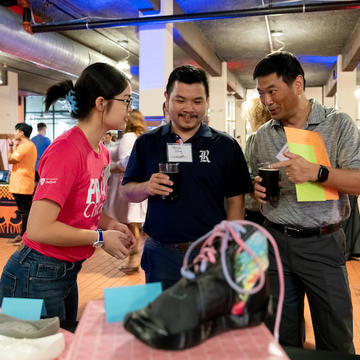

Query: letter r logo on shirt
<box><xmin>199</xmin><ymin>150</ymin><xmax>211</xmax><ymax>163</ymax></box>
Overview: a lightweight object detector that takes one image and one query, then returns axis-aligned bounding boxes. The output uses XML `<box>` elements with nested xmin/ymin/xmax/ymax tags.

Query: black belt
<box><xmin>151</xmin><ymin>239</ymin><xmax>202</xmax><ymax>251</ymax></box>
<box><xmin>265</xmin><ymin>220</ymin><xmax>341</xmax><ymax>238</ymax></box>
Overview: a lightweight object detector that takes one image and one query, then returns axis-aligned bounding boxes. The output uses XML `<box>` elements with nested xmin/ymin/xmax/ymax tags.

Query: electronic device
<box><xmin>0</xmin><ymin>170</ymin><xmax>10</xmax><ymax>183</ymax></box>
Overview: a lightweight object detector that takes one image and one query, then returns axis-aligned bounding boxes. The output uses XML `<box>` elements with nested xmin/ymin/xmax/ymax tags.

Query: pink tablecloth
<box><xmin>64</xmin><ymin>300</ymin><xmax>289</xmax><ymax>360</ymax></box>
<box><xmin>57</xmin><ymin>328</ymin><xmax>74</xmax><ymax>360</ymax></box>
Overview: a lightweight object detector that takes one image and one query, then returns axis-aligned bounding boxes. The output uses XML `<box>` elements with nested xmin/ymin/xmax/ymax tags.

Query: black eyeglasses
<box><xmin>111</xmin><ymin>97</ymin><xmax>133</xmax><ymax>109</ymax></box>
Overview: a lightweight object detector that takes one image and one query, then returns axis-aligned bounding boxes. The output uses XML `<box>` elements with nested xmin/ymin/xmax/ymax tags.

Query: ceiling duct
<box><xmin>29</xmin><ymin>1</ymin><xmax>360</xmax><ymax>33</ymax></box>
<box><xmin>0</xmin><ymin>6</ymin><xmax>116</xmax><ymax>78</ymax></box>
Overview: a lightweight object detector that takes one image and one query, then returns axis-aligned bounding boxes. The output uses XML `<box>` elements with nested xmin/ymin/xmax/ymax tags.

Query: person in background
<box><xmin>111</xmin><ymin>132</ymin><xmax>118</xmax><ymax>142</ymax></box>
<box><xmin>244</xmin><ymin>97</ymin><xmax>271</xmax><ymax>224</ymax></box>
<box><xmin>103</xmin><ymin>109</ymin><xmax>147</xmax><ymax>272</ymax></box>
<box><xmin>7</xmin><ymin>123</ymin><xmax>37</xmax><ymax>245</ymax></box>
<box><xmin>0</xmin><ymin>62</ymin><xmax>134</xmax><ymax>320</ymax></box>
<box><xmin>160</xmin><ymin>101</ymin><xmax>170</xmax><ymax>126</ymax></box>
<box><xmin>121</xmin><ymin>64</ymin><xmax>253</xmax><ymax>290</ymax></box>
<box><xmin>251</xmin><ymin>51</ymin><xmax>360</xmax><ymax>354</ymax></box>
<box><xmin>202</xmin><ymin>114</ymin><xmax>209</xmax><ymax>125</ymax></box>
<box><xmin>31</xmin><ymin>122</ymin><xmax>51</xmax><ymax>183</ymax></box>
<box><xmin>102</xmin><ymin>131</ymin><xmax>114</xmax><ymax>149</ymax></box>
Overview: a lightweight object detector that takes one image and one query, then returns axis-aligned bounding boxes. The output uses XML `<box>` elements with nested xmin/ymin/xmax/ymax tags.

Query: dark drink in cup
<box><xmin>163</xmin><ymin>172</ymin><xmax>179</xmax><ymax>201</ymax></box>
<box><xmin>159</xmin><ymin>163</ymin><xmax>179</xmax><ymax>201</ymax></box>
<box><xmin>258</xmin><ymin>167</ymin><xmax>280</xmax><ymax>206</ymax></box>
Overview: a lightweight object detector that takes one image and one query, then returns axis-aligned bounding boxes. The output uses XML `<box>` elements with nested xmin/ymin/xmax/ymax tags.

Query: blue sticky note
<box><xmin>1</xmin><ymin>297</ymin><xmax>47</xmax><ymax>320</ymax></box>
<box><xmin>104</xmin><ymin>283</ymin><xmax>162</xmax><ymax>323</ymax></box>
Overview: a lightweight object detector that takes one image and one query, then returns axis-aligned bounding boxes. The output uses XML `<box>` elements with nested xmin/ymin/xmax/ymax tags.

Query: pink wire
<box><xmin>181</xmin><ymin>219</ymin><xmax>284</xmax><ymax>342</ymax></box>
<box><xmin>230</xmin><ymin>220</ymin><xmax>284</xmax><ymax>341</ymax></box>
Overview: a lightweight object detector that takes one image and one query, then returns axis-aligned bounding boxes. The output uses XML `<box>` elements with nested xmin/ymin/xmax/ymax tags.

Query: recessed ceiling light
<box><xmin>116</xmin><ymin>60</ymin><xmax>130</xmax><ymax>71</ymax></box>
<box><xmin>271</xmin><ymin>30</ymin><xmax>283</xmax><ymax>37</ymax></box>
<box><xmin>355</xmin><ymin>87</ymin><xmax>360</xmax><ymax>99</ymax></box>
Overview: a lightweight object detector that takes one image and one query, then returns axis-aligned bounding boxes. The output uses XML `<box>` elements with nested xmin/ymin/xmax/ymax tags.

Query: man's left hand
<box><xmin>271</xmin><ymin>151</ymin><xmax>319</xmax><ymax>184</ymax></box>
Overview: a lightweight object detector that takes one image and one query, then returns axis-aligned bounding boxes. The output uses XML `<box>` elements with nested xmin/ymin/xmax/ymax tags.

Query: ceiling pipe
<box><xmin>17</xmin><ymin>0</ymin><xmax>33</xmax><ymax>34</ymax></box>
<box><xmin>0</xmin><ymin>6</ymin><xmax>117</xmax><ymax>78</ymax></box>
<box><xmin>43</xmin><ymin>0</ymin><xmax>137</xmax><ymax>59</ymax></box>
<box><xmin>261</xmin><ymin>0</ymin><xmax>274</xmax><ymax>53</ymax></box>
<box><xmin>30</xmin><ymin>1</ymin><xmax>360</xmax><ymax>33</ymax></box>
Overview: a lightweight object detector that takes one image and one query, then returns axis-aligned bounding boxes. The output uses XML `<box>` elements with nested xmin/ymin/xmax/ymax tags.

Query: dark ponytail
<box><xmin>45</xmin><ymin>63</ymin><xmax>130</xmax><ymax>119</ymax></box>
<box><xmin>45</xmin><ymin>80</ymin><xmax>74</xmax><ymax>112</ymax></box>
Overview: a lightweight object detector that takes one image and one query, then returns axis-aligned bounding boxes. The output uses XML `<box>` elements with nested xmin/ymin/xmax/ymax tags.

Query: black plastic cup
<box><xmin>159</xmin><ymin>163</ymin><xmax>179</xmax><ymax>201</ymax></box>
<box><xmin>258</xmin><ymin>165</ymin><xmax>280</xmax><ymax>206</ymax></box>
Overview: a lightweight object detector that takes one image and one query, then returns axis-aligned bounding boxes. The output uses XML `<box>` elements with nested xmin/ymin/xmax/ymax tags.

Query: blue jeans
<box><xmin>0</xmin><ymin>245</ymin><xmax>83</xmax><ymax>321</ymax></box>
<box><xmin>141</xmin><ymin>238</ymin><xmax>199</xmax><ymax>290</ymax></box>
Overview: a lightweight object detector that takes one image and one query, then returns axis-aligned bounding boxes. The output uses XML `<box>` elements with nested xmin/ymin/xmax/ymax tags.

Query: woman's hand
<box><xmin>99</xmin><ymin>214</ymin><xmax>135</xmax><ymax>259</ymax></box>
<box><xmin>102</xmin><ymin>227</ymin><xmax>134</xmax><ymax>260</ymax></box>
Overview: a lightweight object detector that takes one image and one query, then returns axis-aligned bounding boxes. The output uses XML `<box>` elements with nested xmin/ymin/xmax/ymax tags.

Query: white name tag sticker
<box><xmin>167</xmin><ymin>143</ymin><xmax>193</xmax><ymax>162</ymax></box>
<box><xmin>276</xmin><ymin>142</ymin><xmax>289</xmax><ymax>161</ymax></box>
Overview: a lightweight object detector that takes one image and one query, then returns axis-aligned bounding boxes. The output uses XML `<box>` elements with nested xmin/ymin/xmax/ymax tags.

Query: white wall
<box><xmin>235</xmin><ymin>99</ymin><xmax>246</xmax><ymax>150</ymax></box>
<box><xmin>0</xmin><ymin>71</ymin><xmax>18</xmax><ymax>134</ymax></box>
<box><xmin>336</xmin><ymin>55</ymin><xmax>357</xmax><ymax>121</ymax></box>
<box><xmin>209</xmin><ymin>62</ymin><xmax>227</xmax><ymax>132</ymax></box>
<box><xmin>305</xmin><ymin>86</ymin><xmax>337</xmax><ymax>108</ymax></box>
<box><xmin>305</xmin><ymin>87</ymin><xmax>323</xmax><ymax>104</ymax></box>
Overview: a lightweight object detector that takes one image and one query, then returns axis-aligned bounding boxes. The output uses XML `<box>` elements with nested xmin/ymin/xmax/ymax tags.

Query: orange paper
<box><xmin>284</xmin><ymin>127</ymin><xmax>338</xmax><ymax>201</ymax></box>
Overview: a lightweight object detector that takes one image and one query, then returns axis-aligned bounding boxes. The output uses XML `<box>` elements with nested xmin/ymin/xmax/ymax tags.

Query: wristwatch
<box><xmin>92</xmin><ymin>229</ymin><xmax>104</xmax><ymax>248</ymax></box>
<box><xmin>317</xmin><ymin>165</ymin><xmax>329</xmax><ymax>183</ymax></box>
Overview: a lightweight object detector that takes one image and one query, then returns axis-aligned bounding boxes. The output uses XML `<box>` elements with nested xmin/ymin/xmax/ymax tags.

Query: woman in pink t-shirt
<box><xmin>0</xmin><ymin>62</ymin><xmax>135</xmax><ymax>320</ymax></box>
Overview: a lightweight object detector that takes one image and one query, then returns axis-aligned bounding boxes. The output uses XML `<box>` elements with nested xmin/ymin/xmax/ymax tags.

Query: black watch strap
<box><xmin>317</xmin><ymin>165</ymin><xmax>329</xmax><ymax>183</ymax></box>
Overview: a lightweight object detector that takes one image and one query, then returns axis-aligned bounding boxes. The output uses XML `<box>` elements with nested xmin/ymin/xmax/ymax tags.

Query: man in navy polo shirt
<box><xmin>122</xmin><ymin>65</ymin><xmax>252</xmax><ymax>289</ymax></box>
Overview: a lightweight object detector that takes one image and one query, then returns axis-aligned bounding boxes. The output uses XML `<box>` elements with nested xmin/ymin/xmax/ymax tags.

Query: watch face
<box><xmin>318</xmin><ymin>165</ymin><xmax>329</xmax><ymax>183</ymax></box>
<box><xmin>93</xmin><ymin>241</ymin><xmax>104</xmax><ymax>248</ymax></box>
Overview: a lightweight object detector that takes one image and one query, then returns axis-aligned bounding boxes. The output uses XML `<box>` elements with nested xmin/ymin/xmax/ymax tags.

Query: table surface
<box><xmin>63</xmin><ymin>300</ymin><xmax>289</xmax><ymax>360</ymax></box>
<box><xmin>59</xmin><ymin>300</ymin><xmax>360</xmax><ymax>360</ymax></box>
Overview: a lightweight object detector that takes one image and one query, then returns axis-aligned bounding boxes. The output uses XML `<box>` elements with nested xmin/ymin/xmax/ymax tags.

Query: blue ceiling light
<box><xmin>130</xmin><ymin>65</ymin><xmax>139</xmax><ymax>76</ymax></box>
<box><xmin>62</xmin><ymin>0</ymin><xmax>156</xmax><ymax>13</ymax></box>
<box><xmin>297</xmin><ymin>55</ymin><xmax>337</xmax><ymax>65</ymax></box>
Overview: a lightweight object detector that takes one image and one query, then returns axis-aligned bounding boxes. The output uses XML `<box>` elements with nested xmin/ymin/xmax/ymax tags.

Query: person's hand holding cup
<box><xmin>158</xmin><ymin>162</ymin><xmax>179</xmax><ymax>201</ymax></box>
<box><xmin>257</xmin><ymin>162</ymin><xmax>280</xmax><ymax>207</ymax></box>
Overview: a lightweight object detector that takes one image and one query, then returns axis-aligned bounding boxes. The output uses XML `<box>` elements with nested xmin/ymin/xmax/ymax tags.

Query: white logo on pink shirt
<box><xmin>83</xmin><ymin>177</ymin><xmax>107</xmax><ymax>218</ymax></box>
<box><xmin>39</xmin><ymin>178</ymin><xmax>57</xmax><ymax>185</ymax></box>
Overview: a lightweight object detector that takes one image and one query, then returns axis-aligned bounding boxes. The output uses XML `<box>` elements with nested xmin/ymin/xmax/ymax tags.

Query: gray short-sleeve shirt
<box><xmin>250</xmin><ymin>99</ymin><xmax>360</xmax><ymax>227</ymax></box>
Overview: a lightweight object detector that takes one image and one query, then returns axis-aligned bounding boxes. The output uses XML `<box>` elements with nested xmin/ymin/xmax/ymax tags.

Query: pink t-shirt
<box><xmin>23</xmin><ymin>126</ymin><xmax>110</xmax><ymax>262</ymax></box>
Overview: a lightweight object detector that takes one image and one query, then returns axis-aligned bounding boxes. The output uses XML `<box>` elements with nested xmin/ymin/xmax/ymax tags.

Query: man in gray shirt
<box><xmin>251</xmin><ymin>51</ymin><xmax>360</xmax><ymax>354</ymax></box>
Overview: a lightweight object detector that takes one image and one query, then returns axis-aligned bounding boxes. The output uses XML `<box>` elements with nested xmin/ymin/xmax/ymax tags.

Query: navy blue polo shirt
<box><xmin>123</xmin><ymin>123</ymin><xmax>253</xmax><ymax>243</ymax></box>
